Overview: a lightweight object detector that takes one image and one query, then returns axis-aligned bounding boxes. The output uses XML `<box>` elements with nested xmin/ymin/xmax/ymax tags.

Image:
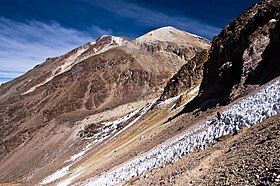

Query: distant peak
<box><xmin>92</xmin><ymin>35</ymin><xmax>129</xmax><ymax>46</ymax></box>
<box><xmin>155</xmin><ymin>26</ymin><xmax>178</xmax><ymax>31</ymax></box>
<box><xmin>95</xmin><ymin>35</ymin><xmax>112</xmax><ymax>42</ymax></box>
<box><xmin>136</xmin><ymin>26</ymin><xmax>205</xmax><ymax>43</ymax></box>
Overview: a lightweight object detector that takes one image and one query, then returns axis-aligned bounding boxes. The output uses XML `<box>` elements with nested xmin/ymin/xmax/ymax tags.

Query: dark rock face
<box><xmin>189</xmin><ymin>0</ymin><xmax>280</xmax><ymax>110</ymax></box>
<box><xmin>159</xmin><ymin>49</ymin><xmax>209</xmax><ymax>101</ymax></box>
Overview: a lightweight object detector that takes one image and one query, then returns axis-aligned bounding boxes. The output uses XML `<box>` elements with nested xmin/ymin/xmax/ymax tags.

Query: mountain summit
<box><xmin>1</xmin><ymin>1</ymin><xmax>280</xmax><ymax>185</ymax></box>
<box><xmin>0</xmin><ymin>26</ymin><xmax>210</xmax><ymax>183</ymax></box>
<box><xmin>136</xmin><ymin>26</ymin><xmax>207</xmax><ymax>44</ymax></box>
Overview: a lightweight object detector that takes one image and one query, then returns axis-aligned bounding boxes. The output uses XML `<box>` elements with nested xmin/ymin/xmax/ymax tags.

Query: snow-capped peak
<box><xmin>111</xmin><ymin>36</ymin><xmax>128</xmax><ymax>45</ymax></box>
<box><xmin>95</xmin><ymin>35</ymin><xmax>128</xmax><ymax>46</ymax></box>
<box><xmin>135</xmin><ymin>26</ymin><xmax>204</xmax><ymax>43</ymax></box>
<box><xmin>136</xmin><ymin>26</ymin><xmax>179</xmax><ymax>42</ymax></box>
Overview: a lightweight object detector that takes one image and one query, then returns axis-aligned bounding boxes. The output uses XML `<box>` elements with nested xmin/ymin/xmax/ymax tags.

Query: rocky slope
<box><xmin>134</xmin><ymin>113</ymin><xmax>280</xmax><ymax>186</ymax></box>
<box><xmin>1</xmin><ymin>0</ymin><xmax>280</xmax><ymax>185</ymax></box>
<box><xmin>188</xmin><ymin>0</ymin><xmax>280</xmax><ymax>110</ymax></box>
<box><xmin>54</xmin><ymin>0</ymin><xmax>280</xmax><ymax>185</ymax></box>
<box><xmin>159</xmin><ymin>49</ymin><xmax>209</xmax><ymax>101</ymax></box>
<box><xmin>83</xmin><ymin>77</ymin><xmax>280</xmax><ymax>185</ymax></box>
<box><xmin>0</xmin><ymin>27</ymin><xmax>210</xmax><ymax>183</ymax></box>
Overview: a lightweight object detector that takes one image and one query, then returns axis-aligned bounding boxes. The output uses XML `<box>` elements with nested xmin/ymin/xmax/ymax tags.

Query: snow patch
<box><xmin>57</xmin><ymin>168</ymin><xmax>84</xmax><ymax>186</ymax></box>
<box><xmin>110</xmin><ymin>101</ymin><xmax>155</xmax><ymax>139</ymax></box>
<box><xmin>158</xmin><ymin>95</ymin><xmax>181</xmax><ymax>107</ymax></box>
<box><xmin>87</xmin><ymin>79</ymin><xmax>280</xmax><ymax>186</ymax></box>
<box><xmin>53</xmin><ymin>101</ymin><xmax>155</xmax><ymax>186</ymax></box>
<box><xmin>159</xmin><ymin>85</ymin><xmax>200</xmax><ymax>108</ymax></box>
<box><xmin>185</xmin><ymin>32</ymin><xmax>202</xmax><ymax>38</ymax></box>
<box><xmin>188</xmin><ymin>85</ymin><xmax>200</xmax><ymax>95</ymax></box>
<box><xmin>69</xmin><ymin>149</ymin><xmax>88</xmax><ymax>162</ymax></box>
<box><xmin>111</xmin><ymin>36</ymin><xmax>127</xmax><ymax>45</ymax></box>
<box><xmin>22</xmin><ymin>76</ymin><xmax>53</xmax><ymax>95</ymax></box>
<box><xmin>40</xmin><ymin>164</ymin><xmax>73</xmax><ymax>185</ymax></box>
<box><xmin>269</xmin><ymin>19</ymin><xmax>277</xmax><ymax>23</ymax></box>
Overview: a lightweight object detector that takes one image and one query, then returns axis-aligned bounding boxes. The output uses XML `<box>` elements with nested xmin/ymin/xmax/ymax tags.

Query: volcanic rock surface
<box><xmin>0</xmin><ymin>0</ymin><xmax>280</xmax><ymax>186</ymax></box>
<box><xmin>159</xmin><ymin>49</ymin><xmax>209</xmax><ymax>101</ymax></box>
<box><xmin>188</xmin><ymin>0</ymin><xmax>280</xmax><ymax>110</ymax></box>
<box><xmin>0</xmin><ymin>26</ymin><xmax>210</xmax><ymax>184</ymax></box>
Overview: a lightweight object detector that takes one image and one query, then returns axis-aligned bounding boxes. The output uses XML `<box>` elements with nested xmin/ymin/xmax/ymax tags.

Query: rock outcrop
<box><xmin>159</xmin><ymin>49</ymin><xmax>209</xmax><ymax>101</ymax></box>
<box><xmin>188</xmin><ymin>0</ymin><xmax>280</xmax><ymax>110</ymax></box>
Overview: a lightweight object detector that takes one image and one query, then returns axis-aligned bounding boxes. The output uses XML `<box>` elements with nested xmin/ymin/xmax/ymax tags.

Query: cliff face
<box><xmin>191</xmin><ymin>0</ymin><xmax>280</xmax><ymax>109</ymax></box>
<box><xmin>1</xmin><ymin>1</ymin><xmax>280</xmax><ymax>185</ymax></box>
<box><xmin>159</xmin><ymin>49</ymin><xmax>209</xmax><ymax>101</ymax></box>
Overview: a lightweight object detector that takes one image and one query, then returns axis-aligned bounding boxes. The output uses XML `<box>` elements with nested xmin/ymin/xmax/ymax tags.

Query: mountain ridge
<box><xmin>1</xmin><ymin>1</ymin><xmax>280</xmax><ymax>185</ymax></box>
<box><xmin>0</xmin><ymin>26</ymin><xmax>210</xmax><ymax>184</ymax></box>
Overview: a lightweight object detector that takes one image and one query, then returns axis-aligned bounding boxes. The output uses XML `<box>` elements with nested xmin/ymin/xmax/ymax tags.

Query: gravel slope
<box><xmin>133</xmin><ymin>113</ymin><xmax>280</xmax><ymax>186</ymax></box>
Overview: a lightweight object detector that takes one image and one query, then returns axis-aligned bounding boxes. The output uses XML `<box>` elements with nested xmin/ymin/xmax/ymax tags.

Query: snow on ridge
<box><xmin>22</xmin><ymin>36</ymin><xmax>127</xmax><ymax>96</ymax></box>
<box><xmin>135</xmin><ymin>26</ymin><xmax>179</xmax><ymax>42</ymax></box>
<box><xmin>22</xmin><ymin>47</ymin><xmax>88</xmax><ymax>95</ymax></box>
<box><xmin>111</xmin><ymin>36</ymin><xmax>127</xmax><ymax>46</ymax></box>
<box><xmin>156</xmin><ymin>26</ymin><xmax>176</xmax><ymax>32</ymax></box>
<box><xmin>136</xmin><ymin>26</ymin><xmax>204</xmax><ymax>43</ymax></box>
<box><xmin>87</xmin><ymin>79</ymin><xmax>280</xmax><ymax>186</ymax></box>
<box><xmin>186</xmin><ymin>31</ymin><xmax>202</xmax><ymax>38</ymax></box>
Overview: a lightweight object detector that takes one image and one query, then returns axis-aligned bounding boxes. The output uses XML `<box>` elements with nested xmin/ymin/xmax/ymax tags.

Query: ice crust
<box><xmin>41</xmin><ymin>102</ymin><xmax>155</xmax><ymax>185</ymax></box>
<box><xmin>87</xmin><ymin>79</ymin><xmax>280</xmax><ymax>186</ymax></box>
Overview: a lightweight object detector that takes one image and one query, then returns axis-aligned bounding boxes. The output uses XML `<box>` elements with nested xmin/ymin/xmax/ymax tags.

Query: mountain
<box><xmin>186</xmin><ymin>0</ymin><xmax>280</xmax><ymax>110</ymax></box>
<box><xmin>129</xmin><ymin>1</ymin><xmax>280</xmax><ymax>185</ymax></box>
<box><xmin>1</xmin><ymin>0</ymin><xmax>280</xmax><ymax>185</ymax></box>
<box><xmin>0</xmin><ymin>26</ymin><xmax>210</xmax><ymax>183</ymax></box>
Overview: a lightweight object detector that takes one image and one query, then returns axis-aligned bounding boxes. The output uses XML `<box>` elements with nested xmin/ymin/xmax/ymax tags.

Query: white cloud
<box><xmin>0</xmin><ymin>17</ymin><xmax>105</xmax><ymax>80</ymax></box>
<box><xmin>90</xmin><ymin>0</ymin><xmax>221</xmax><ymax>39</ymax></box>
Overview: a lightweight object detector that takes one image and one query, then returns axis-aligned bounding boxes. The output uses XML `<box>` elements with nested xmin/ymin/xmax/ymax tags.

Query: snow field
<box><xmin>40</xmin><ymin>102</ymin><xmax>155</xmax><ymax>185</ymax></box>
<box><xmin>88</xmin><ymin>79</ymin><xmax>280</xmax><ymax>186</ymax></box>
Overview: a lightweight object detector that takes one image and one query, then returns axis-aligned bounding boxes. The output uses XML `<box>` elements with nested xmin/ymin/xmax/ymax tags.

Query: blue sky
<box><xmin>0</xmin><ymin>0</ymin><xmax>259</xmax><ymax>84</ymax></box>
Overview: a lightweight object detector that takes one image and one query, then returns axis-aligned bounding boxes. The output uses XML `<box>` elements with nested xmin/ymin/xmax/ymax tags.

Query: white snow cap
<box><xmin>111</xmin><ymin>36</ymin><xmax>128</xmax><ymax>45</ymax></box>
<box><xmin>136</xmin><ymin>26</ymin><xmax>202</xmax><ymax>42</ymax></box>
<box><xmin>96</xmin><ymin>35</ymin><xmax>128</xmax><ymax>46</ymax></box>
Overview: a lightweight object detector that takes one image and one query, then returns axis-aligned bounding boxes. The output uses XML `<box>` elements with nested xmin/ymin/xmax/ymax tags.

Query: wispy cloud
<box><xmin>90</xmin><ymin>0</ymin><xmax>221</xmax><ymax>39</ymax></box>
<box><xmin>0</xmin><ymin>17</ymin><xmax>108</xmax><ymax>81</ymax></box>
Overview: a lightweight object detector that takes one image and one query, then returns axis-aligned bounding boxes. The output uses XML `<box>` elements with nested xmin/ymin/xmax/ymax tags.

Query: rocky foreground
<box><xmin>83</xmin><ymin>78</ymin><xmax>280</xmax><ymax>185</ymax></box>
<box><xmin>1</xmin><ymin>0</ymin><xmax>280</xmax><ymax>185</ymax></box>
<box><xmin>134</xmin><ymin>113</ymin><xmax>280</xmax><ymax>186</ymax></box>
